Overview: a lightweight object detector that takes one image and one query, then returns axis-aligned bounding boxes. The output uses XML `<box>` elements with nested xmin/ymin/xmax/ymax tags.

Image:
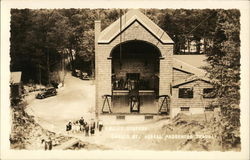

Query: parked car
<box><xmin>36</xmin><ymin>87</ymin><xmax>57</xmax><ymax>99</ymax></box>
<box><xmin>80</xmin><ymin>72</ymin><xmax>90</xmax><ymax>80</ymax></box>
<box><xmin>75</xmin><ymin>69</ymin><xmax>81</xmax><ymax>77</ymax></box>
<box><xmin>71</xmin><ymin>69</ymin><xmax>81</xmax><ymax>77</ymax></box>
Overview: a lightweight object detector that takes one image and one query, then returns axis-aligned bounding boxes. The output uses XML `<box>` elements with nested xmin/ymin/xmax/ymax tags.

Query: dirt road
<box><xmin>25</xmin><ymin>73</ymin><xmax>95</xmax><ymax>134</ymax></box>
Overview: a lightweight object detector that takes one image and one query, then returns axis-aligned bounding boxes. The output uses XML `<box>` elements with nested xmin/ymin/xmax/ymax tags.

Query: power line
<box><xmin>186</xmin><ymin>11</ymin><xmax>217</xmax><ymax>36</ymax></box>
<box><xmin>173</xmin><ymin>11</ymin><xmax>217</xmax><ymax>54</ymax></box>
<box><xmin>119</xmin><ymin>9</ymin><xmax>122</xmax><ymax>68</ymax></box>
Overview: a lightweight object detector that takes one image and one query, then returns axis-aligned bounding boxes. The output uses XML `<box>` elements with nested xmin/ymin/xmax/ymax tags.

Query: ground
<box><xmin>11</xmin><ymin>73</ymin><xmax>227</xmax><ymax>151</ymax></box>
<box><xmin>25</xmin><ymin>73</ymin><xmax>95</xmax><ymax>134</ymax></box>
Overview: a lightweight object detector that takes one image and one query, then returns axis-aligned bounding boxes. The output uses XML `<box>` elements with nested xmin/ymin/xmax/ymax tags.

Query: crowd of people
<box><xmin>66</xmin><ymin>117</ymin><xmax>103</xmax><ymax>136</ymax></box>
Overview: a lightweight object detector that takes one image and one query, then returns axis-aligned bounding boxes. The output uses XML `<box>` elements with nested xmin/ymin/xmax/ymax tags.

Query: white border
<box><xmin>1</xmin><ymin>0</ymin><xmax>249</xmax><ymax>160</ymax></box>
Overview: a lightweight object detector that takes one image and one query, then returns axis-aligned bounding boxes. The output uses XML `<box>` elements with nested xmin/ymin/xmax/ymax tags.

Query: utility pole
<box><xmin>39</xmin><ymin>63</ymin><xmax>41</xmax><ymax>89</ymax></box>
<box><xmin>47</xmin><ymin>47</ymin><xmax>50</xmax><ymax>86</ymax></box>
<box><xmin>62</xmin><ymin>51</ymin><xmax>65</xmax><ymax>87</ymax></box>
<box><xmin>119</xmin><ymin>9</ymin><xmax>122</xmax><ymax>69</ymax></box>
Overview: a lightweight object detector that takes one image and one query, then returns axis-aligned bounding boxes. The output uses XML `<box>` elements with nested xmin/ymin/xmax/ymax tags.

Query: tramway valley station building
<box><xmin>95</xmin><ymin>9</ymin><xmax>216</xmax><ymax>121</ymax></box>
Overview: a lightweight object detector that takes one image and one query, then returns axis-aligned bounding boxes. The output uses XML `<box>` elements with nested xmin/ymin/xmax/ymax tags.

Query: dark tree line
<box><xmin>10</xmin><ymin>9</ymin><xmax>122</xmax><ymax>85</ymax></box>
<box><xmin>145</xmin><ymin>9</ymin><xmax>218</xmax><ymax>54</ymax></box>
<box><xmin>10</xmin><ymin>8</ymin><xmax>220</xmax><ymax>85</ymax></box>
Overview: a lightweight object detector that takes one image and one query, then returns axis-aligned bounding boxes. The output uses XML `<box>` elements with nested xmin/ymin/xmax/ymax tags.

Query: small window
<box><xmin>116</xmin><ymin>115</ymin><xmax>125</xmax><ymax>120</ymax></box>
<box><xmin>145</xmin><ymin>115</ymin><xmax>154</xmax><ymax>120</ymax></box>
<box><xmin>179</xmin><ymin>88</ymin><xmax>193</xmax><ymax>98</ymax></box>
<box><xmin>205</xmin><ymin>106</ymin><xmax>214</xmax><ymax>111</ymax></box>
<box><xmin>180</xmin><ymin>107</ymin><xmax>190</xmax><ymax>111</ymax></box>
<box><xmin>203</xmin><ymin>88</ymin><xmax>216</xmax><ymax>98</ymax></box>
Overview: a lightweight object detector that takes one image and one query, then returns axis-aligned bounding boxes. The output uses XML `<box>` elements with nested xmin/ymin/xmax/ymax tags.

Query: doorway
<box><xmin>127</xmin><ymin>73</ymin><xmax>140</xmax><ymax>113</ymax></box>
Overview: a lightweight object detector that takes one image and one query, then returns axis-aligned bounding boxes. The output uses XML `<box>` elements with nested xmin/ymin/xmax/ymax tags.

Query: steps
<box><xmin>53</xmin><ymin>138</ymin><xmax>80</xmax><ymax>150</ymax></box>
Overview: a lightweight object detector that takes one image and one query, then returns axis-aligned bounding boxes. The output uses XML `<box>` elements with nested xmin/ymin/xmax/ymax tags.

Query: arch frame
<box><xmin>109</xmin><ymin>39</ymin><xmax>163</xmax><ymax>58</ymax></box>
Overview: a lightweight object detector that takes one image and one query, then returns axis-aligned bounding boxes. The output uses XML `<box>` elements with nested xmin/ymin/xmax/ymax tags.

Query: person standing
<box><xmin>85</xmin><ymin>122</ymin><xmax>89</xmax><ymax>136</ymax></box>
<box><xmin>79</xmin><ymin>117</ymin><xmax>85</xmax><ymax>132</ymax></box>
<box><xmin>90</xmin><ymin>119</ymin><xmax>96</xmax><ymax>136</ymax></box>
<box><xmin>66</xmin><ymin>121</ymin><xmax>72</xmax><ymax>134</ymax></box>
<box><xmin>47</xmin><ymin>137</ymin><xmax>53</xmax><ymax>150</ymax></box>
<box><xmin>75</xmin><ymin>121</ymin><xmax>80</xmax><ymax>133</ymax></box>
<box><xmin>72</xmin><ymin>122</ymin><xmax>76</xmax><ymax>133</ymax></box>
<box><xmin>98</xmin><ymin>120</ymin><xmax>103</xmax><ymax>132</ymax></box>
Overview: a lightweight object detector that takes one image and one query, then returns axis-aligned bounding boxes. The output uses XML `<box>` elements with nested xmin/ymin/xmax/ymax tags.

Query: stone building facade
<box><xmin>95</xmin><ymin>9</ymin><xmax>216</xmax><ymax>119</ymax></box>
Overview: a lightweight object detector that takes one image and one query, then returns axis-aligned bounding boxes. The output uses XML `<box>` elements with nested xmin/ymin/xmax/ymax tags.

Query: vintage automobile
<box><xmin>72</xmin><ymin>69</ymin><xmax>81</xmax><ymax>77</ymax></box>
<box><xmin>80</xmin><ymin>72</ymin><xmax>90</xmax><ymax>80</ymax></box>
<box><xmin>36</xmin><ymin>87</ymin><xmax>57</xmax><ymax>99</ymax></box>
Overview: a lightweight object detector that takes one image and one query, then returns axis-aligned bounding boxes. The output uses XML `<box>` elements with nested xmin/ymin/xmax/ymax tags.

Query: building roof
<box><xmin>172</xmin><ymin>57</ymin><xmax>211</xmax><ymax>87</ymax></box>
<box><xmin>173</xmin><ymin>55</ymin><xmax>208</xmax><ymax>69</ymax></box>
<box><xmin>173</xmin><ymin>58</ymin><xmax>207</xmax><ymax>76</ymax></box>
<box><xmin>10</xmin><ymin>72</ymin><xmax>22</xmax><ymax>84</ymax></box>
<box><xmin>98</xmin><ymin>9</ymin><xmax>174</xmax><ymax>44</ymax></box>
<box><xmin>172</xmin><ymin>74</ymin><xmax>211</xmax><ymax>87</ymax></box>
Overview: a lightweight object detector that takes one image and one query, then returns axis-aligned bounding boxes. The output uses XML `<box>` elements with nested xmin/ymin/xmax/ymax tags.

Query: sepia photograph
<box><xmin>1</xmin><ymin>0</ymin><xmax>249</xmax><ymax>160</ymax></box>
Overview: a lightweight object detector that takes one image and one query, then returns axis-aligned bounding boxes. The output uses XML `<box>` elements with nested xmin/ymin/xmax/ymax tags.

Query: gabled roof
<box><xmin>172</xmin><ymin>57</ymin><xmax>211</xmax><ymax>87</ymax></box>
<box><xmin>10</xmin><ymin>72</ymin><xmax>22</xmax><ymax>84</ymax></box>
<box><xmin>98</xmin><ymin>9</ymin><xmax>174</xmax><ymax>44</ymax></box>
<box><xmin>172</xmin><ymin>74</ymin><xmax>211</xmax><ymax>87</ymax></box>
<box><xmin>173</xmin><ymin>58</ymin><xmax>207</xmax><ymax>76</ymax></box>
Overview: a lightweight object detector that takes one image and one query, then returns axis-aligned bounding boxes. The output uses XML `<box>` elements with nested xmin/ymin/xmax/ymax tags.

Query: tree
<box><xmin>159</xmin><ymin>9</ymin><xmax>217</xmax><ymax>54</ymax></box>
<box><xmin>10</xmin><ymin>9</ymin><xmax>70</xmax><ymax>85</ymax></box>
<box><xmin>205</xmin><ymin>9</ymin><xmax>241</xmax><ymax>150</ymax></box>
<box><xmin>10</xmin><ymin>9</ymin><xmax>35</xmax><ymax>82</ymax></box>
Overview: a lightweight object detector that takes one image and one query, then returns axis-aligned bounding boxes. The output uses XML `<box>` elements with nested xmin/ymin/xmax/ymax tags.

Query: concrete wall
<box><xmin>113</xmin><ymin>58</ymin><xmax>156</xmax><ymax>79</ymax></box>
<box><xmin>96</xmin><ymin>21</ymin><xmax>173</xmax><ymax>116</ymax></box>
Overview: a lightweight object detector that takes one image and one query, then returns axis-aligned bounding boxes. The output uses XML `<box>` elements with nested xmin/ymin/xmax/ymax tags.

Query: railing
<box><xmin>101</xmin><ymin>95</ymin><xmax>112</xmax><ymax>113</ymax></box>
<box><xmin>101</xmin><ymin>94</ymin><xmax>170</xmax><ymax>115</ymax></box>
<box><xmin>157</xmin><ymin>95</ymin><xmax>170</xmax><ymax>114</ymax></box>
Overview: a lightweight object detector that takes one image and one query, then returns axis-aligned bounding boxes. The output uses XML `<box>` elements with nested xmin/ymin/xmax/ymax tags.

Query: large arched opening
<box><xmin>110</xmin><ymin>40</ymin><xmax>161</xmax><ymax>113</ymax></box>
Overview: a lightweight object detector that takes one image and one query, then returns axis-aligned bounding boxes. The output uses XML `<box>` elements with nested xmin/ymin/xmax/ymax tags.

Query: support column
<box><xmin>95</xmin><ymin>20</ymin><xmax>101</xmax><ymax>119</ymax></box>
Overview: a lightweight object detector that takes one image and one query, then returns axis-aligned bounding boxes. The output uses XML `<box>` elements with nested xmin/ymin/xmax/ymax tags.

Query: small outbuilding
<box><xmin>10</xmin><ymin>71</ymin><xmax>23</xmax><ymax>102</ymax></box>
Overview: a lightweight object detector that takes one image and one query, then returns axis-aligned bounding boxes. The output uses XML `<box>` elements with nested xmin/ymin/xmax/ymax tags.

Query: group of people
<box><xmin>112</xmin><ymin>75</ymin><xmax>139</xmax><ymax>90</ymax></box>
<box><xmin>111</xmin><ymin>74</ymin><xmax>159</xmax><ymax>90</ymax></box>
<box><xmin>66</xmin><ymin>117</ymin><xmax>103</xmax><ymax>136</ymax></box>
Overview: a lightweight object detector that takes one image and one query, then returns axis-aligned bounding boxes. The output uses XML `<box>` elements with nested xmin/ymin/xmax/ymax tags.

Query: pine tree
<box><xmin>205</xmin><ymin>9</ymin><xmax>241</xmax><ymax>150</ymax></box>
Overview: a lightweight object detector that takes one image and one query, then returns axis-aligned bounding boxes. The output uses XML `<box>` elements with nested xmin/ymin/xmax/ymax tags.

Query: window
<box><xmin>116</xmin><ymin>115</ymin><xmax>125</xmax><ymax>120</ymax></box>
<box><xmin>179</xmin><ymin>88</ymin><xmax>193</xmax><ymax>98</ymax></box>
<box><xmin>145</xmin><ymin>115</ymin><xmax>154</xmax><ymax>120</ymax></box>
<box><xmin>180</xmin><ymin>107</ymin><xmax>190</xmax><ymax>111</ymax></box>
<box><xmin>203</xmin><ymin>88</ymin><xmax>216</xmax><ymax>98</ymax></box>
<box><xmin>205</xmin><ymin>106</ymin><xmax>214</xmax><ymax>111</ymax></box>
